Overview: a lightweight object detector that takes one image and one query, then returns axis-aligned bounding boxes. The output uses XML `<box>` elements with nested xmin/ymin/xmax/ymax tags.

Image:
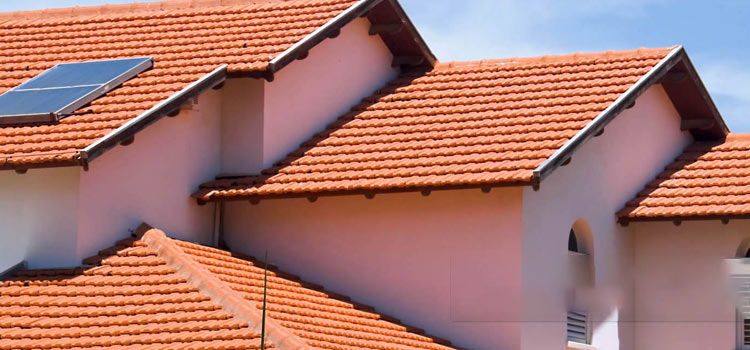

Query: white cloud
<box><xmin>698</xmin><ymin>62</ymin><xmax>750</xmax><ymax>131</ymax></box>
<box><xmin>401</xmin><ymin>0</ymin><xmax>672</xmax><ymax>62</ymax></box>
<box><xmin>700</xmin><ymin>63</ymin><xmax>750</xmax><ymax>103</ymax></box>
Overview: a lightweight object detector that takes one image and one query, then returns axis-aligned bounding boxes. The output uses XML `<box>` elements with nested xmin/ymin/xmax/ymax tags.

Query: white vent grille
<box><xmin>567</xmin><ymin>311</ymin><xmax>588</xmax><ymax>344</ymax></box>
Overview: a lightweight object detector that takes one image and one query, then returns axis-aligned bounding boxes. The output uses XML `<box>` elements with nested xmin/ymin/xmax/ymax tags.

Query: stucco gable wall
<box><xmin>223</xmin><ymin>188</ymin><xmax>524</xmax><ymax>350</ymax></box>
<box><xmin>520</xmin><ymin>84</ymin><xmax>692</xmax><ymax>350</ymax></box>
<box><xmin>262</xmin><ymin>17</ymin><xmax>399</xmax><ymax>170</ymax></box>
<box><xmin>76</xmin><ymin>89</ymin><xmax>222</xmax><ymax>263</ymax></box>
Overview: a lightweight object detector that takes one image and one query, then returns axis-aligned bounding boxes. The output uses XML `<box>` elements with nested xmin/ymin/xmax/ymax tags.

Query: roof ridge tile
<box><xmin>140</xmin><ymin>225</ymin><xmax>313</xmax><ymax>350</ymax></box>
<box><xmin>434</xmin><ymin>46</ymin><xmax>677</xmax><ymax>69</ymax></box>
<box><xmin>0</xmin><ymin>0</ymin><xmax>281</xmax><ymax>21</ymax></box>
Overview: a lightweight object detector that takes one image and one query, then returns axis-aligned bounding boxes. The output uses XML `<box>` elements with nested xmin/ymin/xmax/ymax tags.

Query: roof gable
<box><xmin>196</xmin><ymin>46</ymin><xmax>723</xmax><ymax>203</ymax></box>
<box><xmin>0</xmin><ymin>224</ymin><xmax>456</xmax><ymax>350</ymax></box>
<box><xmin>0</xmin><ymin>0</ymin><xmax>434</xmax><ymax>172</ymax></box>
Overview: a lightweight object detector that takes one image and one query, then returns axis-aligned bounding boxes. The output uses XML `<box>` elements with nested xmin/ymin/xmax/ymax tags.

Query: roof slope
<box><xmin>195</xmin><ymin>47</ymin><xmax>675</xmax><ymax>202</ymax></box>
<box><xmin>0</xmin><ymin>226</ymin><xmax>455</xmax><ymax>350</ymax></box>
<box><xmin>0</xmin><ymin>0</ymin><xmax>360</xmax><ymax>170</ymax></box>
<box><xmin>619</xmin><ymin>133</ymin><xmax>750</xmax><ymax>223</ymax></box>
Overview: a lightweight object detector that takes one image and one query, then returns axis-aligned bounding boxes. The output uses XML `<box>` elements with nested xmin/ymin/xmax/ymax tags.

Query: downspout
<box><xmin>212</xmin><ymin>201</ymin><xmax>225</xmax><ymax>248</ymax></box>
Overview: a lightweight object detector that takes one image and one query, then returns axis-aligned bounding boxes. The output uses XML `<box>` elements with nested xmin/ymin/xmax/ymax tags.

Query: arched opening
<box><xmin>568</xmin><ymin>219</ymin><xmax>593</xmax><ymax>256</ymax></box>
<box><xmin>736</xmin><ymin>237</ymin><xmax>750</xmax><ymax>258</ymax></box>
<box><xmin>566</xmin><ymin>219</ymin><xmax>596</xmax><ymax>345</ymax></box>
<box><xmin>568</xmin><ymin>229</ymin><xmax>580</xmax><ymax>253</ymax></box>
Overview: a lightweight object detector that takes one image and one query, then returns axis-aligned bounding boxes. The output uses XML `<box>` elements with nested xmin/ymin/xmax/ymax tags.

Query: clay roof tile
<box><xmin>0</xmin><ymin>224</ymin><xmax>457</xmax><ymax>350</ymax></box>
<box><xmin>196</xmin><ymin>47</ymin><xmax>677</xmax><ymax>201</ymax></box>
<box><xmin>619</xmin><ymin>133</ymin><xmax>750</xmax><ymax>223</ymax></box>
<box><xmin>0</xmin><ymin>0</ymin><xmax>359</xmax><ymax>169</ymax></box>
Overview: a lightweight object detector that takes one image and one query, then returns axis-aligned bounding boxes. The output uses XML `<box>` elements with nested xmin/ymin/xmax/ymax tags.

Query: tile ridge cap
<box><xmin>434</xmin><ymin>46</ymin><xmax>677</xmax><ymax>69</ymax></box>
<box><xmin>141</xmin><ymin>225</ymin><xmax>313</xmax><ymax>350</ymax></box>
<box><xmin>0</xmin><ymin>0</ymin><xmax>281</xmax><ymax>22</ymax></box>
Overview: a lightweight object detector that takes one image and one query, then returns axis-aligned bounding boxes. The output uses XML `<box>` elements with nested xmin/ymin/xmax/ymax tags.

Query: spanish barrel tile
<box><xmin>196</xmin><ymin>47</ymin><xmax>674</xmax><ymax>200</ymax></box>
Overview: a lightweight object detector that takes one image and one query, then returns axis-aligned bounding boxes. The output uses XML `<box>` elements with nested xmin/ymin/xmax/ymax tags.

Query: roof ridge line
<box><xmin>140</xmin><ymin>225</ymin><xmax>313</xmax><ymax>350</ymax></box>
<box><xmin>434</xmin><ymin>46</ymin><xmax>678</xmax><ymax>69</ymax></box>
<box><xmin>0</xmin><ymin>0</ymin><xmax>280</xmax><ymax>22</ymax></box>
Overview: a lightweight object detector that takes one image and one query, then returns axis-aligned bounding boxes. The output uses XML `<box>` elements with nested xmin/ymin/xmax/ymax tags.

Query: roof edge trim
<box><xmin>80</xmin><ymin>64</ymin><xmax>227</xmax><ymax>165</ymax></box>
<box><xmin>380</xmin><ymin>0</ymin><xmax>437</xmax><ymax>67</ymax></box>
<box><xmin>532</xmin><ymin>46</ymin><xmax>687</xmax><ymax>185</ymax></box>
<box><xmin>140</xmin><ymin>226</ymin><xmax>314</xmax><ymax>350</ymax></box>
<box><xmin>617</xmin><ymin>213</ymin><xmax>750</xmax><ymax>225</ymax></box>
<box><xmin>194</xmin><ymin>179</ymin><xmax>530</xmax><ymax>203</ymax></box>
<box><xmin>269</xmin><ymin>0</ymin><xmax>384</xmax><ymax>77</ymax></box>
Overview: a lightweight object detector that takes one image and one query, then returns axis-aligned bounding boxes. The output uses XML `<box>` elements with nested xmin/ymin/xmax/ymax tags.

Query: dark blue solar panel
<box><xmin>0</xmin><ymin>87</ymin><xmax>99</xmax><ymax>117</ymax></box>
<box><xmin>19</xmin><ymin>58</ymin><xmax>152</xmax><ymax>90</ymax></box>
<box><xmin>0</xmin><ymin>57</ymin><xmax>153</xmax><ymax>125</ymax></box>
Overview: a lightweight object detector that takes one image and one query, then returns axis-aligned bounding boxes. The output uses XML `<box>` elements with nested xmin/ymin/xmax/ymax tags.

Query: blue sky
<box><xmin>3</xmin><ymin>0</ymin><xmax>749</xmax><ymax>131</ymax></box>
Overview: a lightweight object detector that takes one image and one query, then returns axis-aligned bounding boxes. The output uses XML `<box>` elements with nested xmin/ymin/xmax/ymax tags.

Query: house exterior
<box><xmin>0</xmin><ymin>1</ymin><xmax>746</xmax><ymax>350</ymax></box>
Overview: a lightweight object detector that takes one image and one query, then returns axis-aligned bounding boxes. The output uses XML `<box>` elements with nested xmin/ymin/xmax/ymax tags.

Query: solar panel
<box><xmin>0</xmin><ymin>57</ymin><xmax>153</xmax><ymax>125</ymax></box>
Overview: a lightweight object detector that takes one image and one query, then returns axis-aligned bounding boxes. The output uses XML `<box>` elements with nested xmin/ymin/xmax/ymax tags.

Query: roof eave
<box><xmin>194</xmin><ymin>179</ymin><xmax>533</xmax><ymax>204</ymax></box>
<box><xmin>617</xmin><ymin>213</ymin><xmax>747</xmax><ymax>226</ymax></box>
<box><xmin>79</xmin><ymin>64</ymin><xmax>227</xmax><ymax>167</ymax></box>
<box><xmin>532</xmin><ymin>46</ymin><xmax>728</xmax><ymax>187</ymax></box>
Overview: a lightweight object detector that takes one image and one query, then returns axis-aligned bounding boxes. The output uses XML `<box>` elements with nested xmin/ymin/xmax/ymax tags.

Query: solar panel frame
<box><xmin>0</xmin><ymin>57</ymin><xmax>153</xmax><ymax>125</ymax></box>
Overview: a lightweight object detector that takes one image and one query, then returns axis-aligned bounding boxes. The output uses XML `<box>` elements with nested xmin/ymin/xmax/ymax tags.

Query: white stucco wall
<box><xmin>262</xmin><ymin>17</ymin><xmax>398</xmax><ymax>169</ymax></box>
<box><xmin>632</xmin><ymin>220</ymin><xmax>750</xmax><ymax>349</ymax></box>
<box><xmin>520</xmin><ymin>85</ymin><xmax>692</xmax><ymax>350</ymax></box>
<box><xmin>224</xmin><ymin>188</ymin><xmax>524</xmax><ymax>350</ymax></box>
<box><xmin>0</xmin><ymin>167</ymin><xmax>80</xmax><ymax>270</ymax></box>
<box><xmin>77</xmin><ymin>89</ymin><xmax>222</xmax><ymax>262</ymax></box>
<box><xmin>220</xmin><ymin>77</ymin><xmax>265</xmax><ymax>175</ymax></box>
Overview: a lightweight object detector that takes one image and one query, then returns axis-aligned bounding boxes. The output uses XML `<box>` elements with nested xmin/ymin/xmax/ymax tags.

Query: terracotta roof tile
<box><xmin>0</xmin><ymin>0</ymin><xmax>358</xmax><ymax>169</ymax></box>
<box><xmin>619</xmin><ymin>133</ymin><xmax>750</xmax><ymax>222</ymax></box>
<box><xmin>196</xmin><ymin>47</ymin><xmax>675</xmax><ymax>201</ymax></box>
<box><xmin>0</xmin><ymin>226</ymin><xmax>456</xmax><ymax>350</ymax></box>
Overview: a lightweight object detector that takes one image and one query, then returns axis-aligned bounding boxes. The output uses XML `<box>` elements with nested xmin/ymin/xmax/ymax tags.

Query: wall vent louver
<box><xmin>567</xmin><ymin>311</ymin><xmax>588</xmax><ymax>344</ymax></box>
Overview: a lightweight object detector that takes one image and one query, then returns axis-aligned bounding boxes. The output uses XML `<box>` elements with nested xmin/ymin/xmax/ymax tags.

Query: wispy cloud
<box><xmin>401</xmin><ymin>0</ymin><xmax>673</xmax><ymax>61</ymax></box>
<box><xmin>699</xmin><ymin>62</ymin><xmax>750</xmax><ymax>130</ymax></box>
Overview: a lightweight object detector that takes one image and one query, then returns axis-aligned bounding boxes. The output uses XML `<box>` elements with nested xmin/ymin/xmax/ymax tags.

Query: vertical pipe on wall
<box><xmin>212</xmin><ymin>202</ymin><xmax>225</xmax><ymax>248</ymax></box>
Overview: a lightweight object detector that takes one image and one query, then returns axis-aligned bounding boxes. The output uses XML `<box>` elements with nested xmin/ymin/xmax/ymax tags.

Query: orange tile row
<box><xmin>197</xmin><ymin>47</ymin><xmax>674</xmax><ymax>201</ymax></box>
<box><xmin>0</xmin><ymin>0</ymin><xmax>357</xmax><ymax>168</ymax></box>
<box><xmin>619</xmin><ymin>135</ymin><xmax>750</xmax><ymax>220</ymax></box>
<box><xmin>0</xmin><ymin>238</ymin><xmax>267</xmax><ymax>349</ymax></box>
<box><xmin>0</xmin><ymin>228</ymin><xmax>455</xmax><ymax>350</ymax></box>
<box><xmin>175</xmin><ymin>237</ymin><xmax>454</xmax><ymax>350</ymax></box>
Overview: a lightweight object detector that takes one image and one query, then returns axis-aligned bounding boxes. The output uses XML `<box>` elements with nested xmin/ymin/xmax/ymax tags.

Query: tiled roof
<box><xmin>619</xmin><ymin>133</ymin><xmax>750</xmax><ymax>223</ymax></box>
<box><xmin>0</xmin><ymin>225</ymin><xmax>455</xmax><ymax>350</ymax></box>
<box><xmin>195</xmin><ymin>47</ymin><xmax>675</xmax><ymax>201</ymax></box>
<box><xmin>0</xmin><ymin>0</ymin><xmax>358</xmax><ymax>169</ymax></box>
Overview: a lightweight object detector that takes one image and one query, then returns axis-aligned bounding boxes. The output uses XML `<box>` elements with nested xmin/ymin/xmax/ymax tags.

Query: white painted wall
<box><xmin>632</xmin><ymin>220</ymin><xmax>750</xmax><ymax>349</ymax></box>
<box><xmin>262</xmin><ymin>17</ymin><xmax>398</xmax><ymax>169</ymax></box>
<box><xmin>520</xmin><ymin>85</ymin><xmax>692</xmax><ymax>350</ymax></box>
<box><xmin>220</xmin><ymin>77</ymin><xmax>265</xmax><ymax>175</ymax></box>
<box><xmin>224</xmin><ymin>188</ymin><xmax>524</xmax><ymax>350</ymax></box>
<box><xmin>0</xmin><ymin>167</ymin><xmax>79</xmax><ymax>270</ymax></box>
<box><xmin>77</xmin><ymin>89</ymin><xmax>222</xmax><ymax>262</ymax></box>
<box><xmin>0</xmin><ymin>14</ymin><xmax>399</xmax><ymax>272</ymax></box>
